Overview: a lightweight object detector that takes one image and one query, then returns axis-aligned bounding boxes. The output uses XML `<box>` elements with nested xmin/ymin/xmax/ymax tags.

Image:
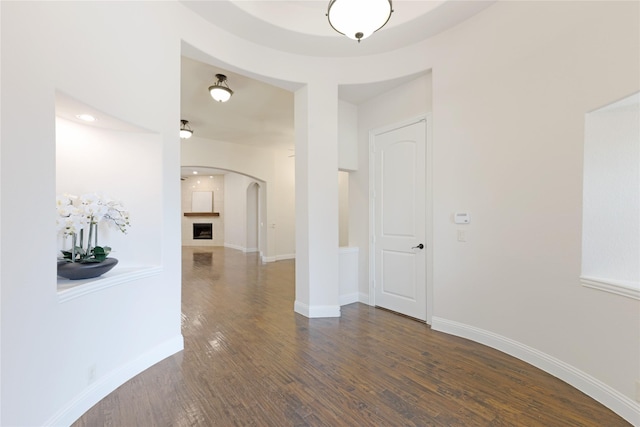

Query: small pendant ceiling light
<box><xmin>180</xmin><ymin>119</ymin><xmax>193</xmax><ymax>139</ymax></box>
<box><xmin>208</xmin><ymin>74</ymin><xmax>233</xmax><ymax>102</ymax></box>
<box><xmin>327</xmin><ymin>0</ymin><xmax>393</xmax><ymax>42</ymax></box>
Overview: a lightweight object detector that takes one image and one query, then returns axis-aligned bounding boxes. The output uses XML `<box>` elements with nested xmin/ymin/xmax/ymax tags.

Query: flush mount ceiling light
<box><xmin>327</xmin><ymin>0</ymin><xmax>393</xmax><ymax>42</ymax></box>
<box><xmin>76</xmin><ymin>113</ymin><xmax>96</xmax><ymax>122</ymax></box>
<box><xmin>208</xmin><ymin>74</ymin><xmax>233</xmax><ymax>102</ymax></box>
<box><xmin>180</xmin><ymin>119</ymin><xmax>193</xmax><ymax>139</ymax></box>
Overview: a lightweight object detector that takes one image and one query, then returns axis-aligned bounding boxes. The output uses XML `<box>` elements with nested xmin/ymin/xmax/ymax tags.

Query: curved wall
<box><xmin>1</xmin><ymin>2</ymin><xmax>185</xmax><ymax>425</ymax></box>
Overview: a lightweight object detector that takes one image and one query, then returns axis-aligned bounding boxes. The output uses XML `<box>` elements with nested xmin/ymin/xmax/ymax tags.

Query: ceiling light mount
<box><xmin>180</xmin><ymin>119</ymin><xmax>193</xmax><ymax>139</ymax></box>
<box><xmin>209</xmin><ymin>74</ymin><xmax>233</xmax><ymax>102</ymax></box>
<box><xmin>327</xmin><ymin>0</ymin><xmax>393</xmax><ymax>43</ymax></box>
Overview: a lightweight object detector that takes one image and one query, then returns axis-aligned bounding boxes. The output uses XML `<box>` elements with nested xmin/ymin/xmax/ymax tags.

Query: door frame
<box><xmin>368</xmin><ymin>114</ymin><xmax>434</xmax><ymax>324</ymax></box>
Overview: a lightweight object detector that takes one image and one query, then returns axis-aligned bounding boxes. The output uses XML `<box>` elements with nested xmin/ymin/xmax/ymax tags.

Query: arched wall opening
<box><xmin>180</xmin><ymin>166</ymin><xmax>272</xmax><ymax>260</ymax></box>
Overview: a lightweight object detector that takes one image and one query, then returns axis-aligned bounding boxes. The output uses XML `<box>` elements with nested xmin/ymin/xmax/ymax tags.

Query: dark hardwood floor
<box><xmin>73</xmin><ymin>246</ymin><xmax>630</xmax><ymax>426</ymax></box>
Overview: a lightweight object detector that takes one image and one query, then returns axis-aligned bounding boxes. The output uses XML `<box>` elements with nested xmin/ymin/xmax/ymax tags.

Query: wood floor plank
<box><xmin>72</xmin><ymin>247</ymin><xmax>631</xmax><ymax>427</ymax></box>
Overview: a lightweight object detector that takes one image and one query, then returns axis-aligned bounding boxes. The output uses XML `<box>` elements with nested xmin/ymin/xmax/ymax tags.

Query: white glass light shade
<box><xmin>209</xmin><ymin>86</ymin><xmax>233</xmax><ymax>103</ymax></box>
<box><xmin>327</xmin><ymin>0</ymin><xmax>392</xmax><ymax>41</ymax></box>
<box><xmin>180</xmin><ymin>120</ymin><xmax>193</xmax><ymax>139</ymax></box>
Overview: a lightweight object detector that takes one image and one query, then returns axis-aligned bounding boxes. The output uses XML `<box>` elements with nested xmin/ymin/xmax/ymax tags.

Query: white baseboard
<box><xmin>45</xmin><ymin>335</ymin><xmax>184</xmax><ymax>427</ymax></box>
<box><xmin>340</xmin><ymin>292</ymin><xmax>360</xmax><ymax>306</ymax></box>
<box><xmin>261</xmin><ymin>253</ymin><xmax>295</xmax><ymax>263</ymax></box>
<box><xmin>431</xmin><ymin>317</ymin><xmax>640</xmax><ymax>426</ymax></box>
<box><xmin>294</xmin><ymin>300</ymin><xmax>341</xmax><ymax>318</ymax></box>
<box><xmin>224</xmin><ymin>243</ymin><xmax>245</xmax><ymax>251</ymax></box>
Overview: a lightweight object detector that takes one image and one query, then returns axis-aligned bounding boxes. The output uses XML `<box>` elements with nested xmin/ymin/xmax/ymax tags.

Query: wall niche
<box><xmin>55</xmin><ymin>91</ymin><xmax>163</xmax><ymax>294</ymax></box>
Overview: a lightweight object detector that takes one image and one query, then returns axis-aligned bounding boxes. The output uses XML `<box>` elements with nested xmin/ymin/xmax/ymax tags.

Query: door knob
<box><xmin>412</xmin><ymin>243</ymin><xmax>424</xmax><ymax>250</ymax></box>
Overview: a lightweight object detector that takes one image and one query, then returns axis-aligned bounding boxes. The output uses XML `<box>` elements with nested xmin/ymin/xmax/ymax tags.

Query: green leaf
<box><xmin>61</xmin><ymin>250</ymin><xmax>73</xmax><ymax>260</ymax></box>
<box><xmin>92</xmin><ymin>246</ymin><xmax>107</xmax><ymax>262</ymax></box>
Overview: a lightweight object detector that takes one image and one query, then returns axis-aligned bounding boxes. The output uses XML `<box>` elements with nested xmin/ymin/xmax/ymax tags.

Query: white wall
<box><xmin>246</xmin><ymin>183</ymin><xmax>259</xmax><ymax>251</ymax></box>
<box><xmin>273</xmin><ymin>151</ymin><xmax>296</xmax><ymax>260</ymax></box>
<box><xmin>426</xmin><ymin>3</ymin><xmax>639</xmax><ymax>419</ymax></box>
<box><xmin>338</xmin><ymin>100</ymin><xmax>358</xmax><ymax>171</ymax></box>
<box><xmin>1</xmin><ymin>2</ymin><xmax>183</xmax><ymax>425</ymax></box>
<box><xmin>223</xmin><ymin>173</ymin><xmax>251</xmax><ymax>251</ymax></box>
<box><xmin>338</xmin><ymin>171</ymin><xmax>350</xmax><ymax>247</ymax></box>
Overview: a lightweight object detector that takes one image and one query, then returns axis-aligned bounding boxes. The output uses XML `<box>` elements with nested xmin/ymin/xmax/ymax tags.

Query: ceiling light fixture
<box><xmin>327</xmin><ymin>0</ymin><xmax>393</xmax><ymax>43</ymax></box>
<box><xmin>180</xmin><ymin>119</ymin><xmax>193</xmax><ymax>139</ymax></box>
<box><xmin>208</xmin><ymin>74</ymin><xmax>233</xmax><ymax>102</ymax></box>
<box><xmin>76</xmin><ymin>113</ymin><xmax>96</xmax><ymax>122</ymax></box>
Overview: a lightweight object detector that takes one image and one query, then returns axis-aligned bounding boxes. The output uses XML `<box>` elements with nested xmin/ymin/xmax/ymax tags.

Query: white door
<box><xmin>373</xmin><ymin>119</ymin><xmax>427</xmax><ymax>321</ymax></box>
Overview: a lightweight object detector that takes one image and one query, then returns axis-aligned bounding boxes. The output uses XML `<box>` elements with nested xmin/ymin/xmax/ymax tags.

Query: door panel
<box><xmin>382</xmin><ymin>250</ymin><xmax>416</xmax><ymax>299</ymax></box>
<box><xmin>373</xmin><ymin>120</ymin><xmax>426</xmax><ymax>321</ymax></box>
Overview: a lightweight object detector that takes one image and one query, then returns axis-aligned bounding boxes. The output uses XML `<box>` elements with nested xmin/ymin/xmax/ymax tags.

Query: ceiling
<box><xmin>181</xmin><ymin>56</ymin><xmax>296</xmax><ymax>150</ymax></box>
<box><xmin>179</xmin><ymin>1</ymin><xmax>495</xmax><ymax>154</ymax></box>
<box><xmin>180</xmin><ymin>1</ymin><xmax>495</xmax><ymax>58</ymax></box>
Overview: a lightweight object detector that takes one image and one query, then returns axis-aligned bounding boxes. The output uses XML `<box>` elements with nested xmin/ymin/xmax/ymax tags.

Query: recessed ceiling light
<box><xmin>76</xmin><ymin>114</ymin><xmax>96</xmax><ymax>122</ymax></box>
<box><xmin>193</xmin><ymin>171</ymin><xmax>198</xmax><ymax>175</ymax></box>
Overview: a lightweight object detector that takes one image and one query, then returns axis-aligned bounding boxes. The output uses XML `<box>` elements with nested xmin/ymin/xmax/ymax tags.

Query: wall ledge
<box><xmin>580</xmin><ymin>276</ymin><xmax>640</xmax><ymax>300</ymax></box>
<box><xmin>57</xmin><ymin>265</ymin><xmax>162</xmax><ymax>303</ymax></box>
<box><xmin>431</xmin><ymin>316</ymin><xmax>640</xmax><ymax>426</ymax></box>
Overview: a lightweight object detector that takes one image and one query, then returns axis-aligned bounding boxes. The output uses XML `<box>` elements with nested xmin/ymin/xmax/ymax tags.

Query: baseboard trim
<box><xmin>45</xmin><ymin>335</ymin><xmax>184</xmax><ymax>427</ymax></box>
<box><xmin>294</xmin><ymin>300</ymin><xmax>341</xmax><ymax>318</ymax></box>
<box><xmin>261</xmin><ymin>254</ymin><xmax>295</xmax><ymax>263</ymax></box>
<box><xmin>431</xmin><ymin>317</ymin><xmax>640</xmax><ymax>426</ymax></box>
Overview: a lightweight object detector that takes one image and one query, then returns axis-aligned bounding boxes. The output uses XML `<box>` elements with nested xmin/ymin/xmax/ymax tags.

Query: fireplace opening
<box><xmin>193</xmin><ymin>223</ymin><xmax>213</xmax><ymax>240</ymax></box>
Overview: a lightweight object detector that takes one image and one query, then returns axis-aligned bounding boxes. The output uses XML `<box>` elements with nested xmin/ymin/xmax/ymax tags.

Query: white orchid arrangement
<box><xmin>56</xmin><ymin>193</ymin><xmax>130</xmax><ymax>263</ymax></box>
